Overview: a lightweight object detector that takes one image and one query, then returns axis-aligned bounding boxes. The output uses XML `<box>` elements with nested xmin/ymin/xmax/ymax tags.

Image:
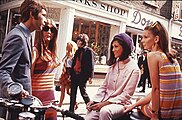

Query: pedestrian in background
<box><xmin>0</xmin><ymin>0</ymin><xmax>47</xmax><ymax>118</ymax></box>
<box><xmin>85</xmin><ymin>33</ymin><xmax>140</xmax><ymax>120</ymax></box>
<box><xmin>32</xmin><ymin>18</ymin><xmax>60</xmax><ymax>120</ymax></box>
<box><xmin>137</xmin><ymin>50</ymin><xmax>151</xmax><ymax>93</ymax></box>
<box><xmin>58</xmin><ymin>41</ymin><xmax>77</xmax><ymax>107</ymax></box>
<box><xmin>69</xmin><ymin>33</ymin><xmax>94</xmax><ymax>113</ymax></box>
<box><xmin>124</xmin><ymin>21</ymin><xmax>182</xmax><ymax>120</ymax></box>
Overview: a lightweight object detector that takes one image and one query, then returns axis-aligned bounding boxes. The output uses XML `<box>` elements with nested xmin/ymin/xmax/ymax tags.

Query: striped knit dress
<box><xmin>32</xmin><ymin>60</ymin><xmax>57</xmax><ymax>120</ymax></box>
<box><xmin>142</xmin><ymin>52</ymin><xmax>182</xmax><ymax>119</ymax></box>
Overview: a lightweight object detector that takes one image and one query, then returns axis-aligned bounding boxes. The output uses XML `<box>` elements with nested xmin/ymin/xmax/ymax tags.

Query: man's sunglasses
<box><xmin>42</xmin><ymin>26</ymin><xmax>57</xmax><ymax>33</ymax></box>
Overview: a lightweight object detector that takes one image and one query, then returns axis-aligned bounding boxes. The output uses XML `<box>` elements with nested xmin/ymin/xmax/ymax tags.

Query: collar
<box><xmin>118</xmin><ymin>58</ymin><xmax>130</xmax><ymax>70</ymax></box>
<box><xmin>19</xmin><ymin>23</ymin><xmax>31</xmax><ymax>37</ymax></box>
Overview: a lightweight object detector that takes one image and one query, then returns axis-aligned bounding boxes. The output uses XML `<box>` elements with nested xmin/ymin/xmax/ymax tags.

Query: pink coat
<box><xmin>94</xmin><ymin>58</ymin><xmax>140</xmax><ymax>105</ymax></box>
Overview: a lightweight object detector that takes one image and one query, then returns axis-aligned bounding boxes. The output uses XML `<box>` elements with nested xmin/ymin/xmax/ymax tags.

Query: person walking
<box><xmin>0</xmin><ymin>0</ymin><xmax>47</xmax><ymax>118</ymax></box>
<box><xmin>138</xmin><ymin>50</ymin><xmax>151</xmax><ymax>92</ymax></box>
<box><xmin>85</xmin><ymin>33</ymin><xmax>140</xmax><ymax>120</ymax></box>
<box><xmin>69</xmin><ymin>34</ymin><xmax>94</xmax><ymax>113</ymax></box>
<box><xmin>124</xmin><ymin>21</ymin><xmax>182</xmax><ymax>120</ymax></box>
<box><xmin>32</xmin><ymin>18</ymin><xmax>60</xmax><ymax>120</ymax></box>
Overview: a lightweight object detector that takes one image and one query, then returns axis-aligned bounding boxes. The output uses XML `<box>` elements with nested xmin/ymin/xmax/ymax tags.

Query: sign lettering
<box><xmin>179</xmin><ymin>26</ymin><xmax>182</xmax><ymax>37</ymax></box>
<box><xmin>73</xmin><ymin>0</ymin><xmax>127</xmax><ymax>16</ymax></box>
<box><xmin>131</xmin><ymin>10</ymin><xmax>153</xmax><ymax>27</ymax></box>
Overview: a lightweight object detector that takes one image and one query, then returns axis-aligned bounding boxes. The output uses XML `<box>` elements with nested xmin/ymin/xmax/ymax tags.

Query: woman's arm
<box><xmin>124</xmin><ymin>92</ymin><xmax>151</xmax><ymax>113</ymax></box>
<box><xmin>147</xmin><ymin>52</ymin><xmax>160</xmax><ymax>118</ymax></box>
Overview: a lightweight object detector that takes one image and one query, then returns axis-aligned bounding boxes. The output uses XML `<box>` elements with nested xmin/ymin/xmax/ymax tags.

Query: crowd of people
<box><xmin>0</xmin><ymin>0</ymin><xmax>181</xmax><ymax>120</ymax></box>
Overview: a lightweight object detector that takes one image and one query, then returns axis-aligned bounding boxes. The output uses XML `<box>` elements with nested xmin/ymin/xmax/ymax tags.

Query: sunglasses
<box><xmin>150</xmin><ymin>21</ymin><xmax>160</xmax><ymax>31</ymax></box>
<box><xmin>42</xmin><ymin>26</ymin><xmax>57</xmax><ymax>33</ymax></box>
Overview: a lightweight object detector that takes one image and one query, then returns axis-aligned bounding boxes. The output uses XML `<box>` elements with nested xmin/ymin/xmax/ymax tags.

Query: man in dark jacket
<box><xmin>69</xmin><ymin>34</ymin><xmax>94</xmax><ymax>112</ymax></box>
<box><xmin>138</xmin><ymin>50</ymin><xmax>151</xmax><ymax>92</ymax></box>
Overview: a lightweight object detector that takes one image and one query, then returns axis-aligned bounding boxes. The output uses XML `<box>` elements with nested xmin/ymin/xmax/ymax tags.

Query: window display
<box><xmin>72</xmin><ymin>18</ymin><xmax>111</xmax><ymax>65</ymax></box>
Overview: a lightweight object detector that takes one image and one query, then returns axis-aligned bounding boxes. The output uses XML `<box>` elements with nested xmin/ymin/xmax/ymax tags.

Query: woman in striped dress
<box><xmin>124</xmin><ymin>21</ymin><xmax>182</xmax><ymax>120</ymax></box>
<box><xmin>58</xmin><ymin>41</ymin><xmax>77</xmax><ymax>107</ymax></box>
<box><xmin>32</xmin><ymin>18</ymin><xmax>60</xmax><ymax>120</ymax></box>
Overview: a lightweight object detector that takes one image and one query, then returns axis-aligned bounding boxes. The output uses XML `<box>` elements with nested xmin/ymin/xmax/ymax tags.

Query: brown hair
<box><xmin>144</xmin><ymin>21</ymin><xmax>174</xmax><ymax>63</ymax></box>
<box><xmin>76</xmin><ymin>33</ymin><xmax>89</xmax><ymax>46</ymax></box>
<box><xmin>19</xmin><ymin>0</ymin><xmax>47</xmax><ymax>23</ymax></box>
<box><xmin>34</xmin><ymin>18</ymin><xmax>60</xmax><ymax>67</ymax></box>
<box><xmin>107</xmin><ymin>34</ymin><xmax>133</xmax><ymax>66</ymax></box>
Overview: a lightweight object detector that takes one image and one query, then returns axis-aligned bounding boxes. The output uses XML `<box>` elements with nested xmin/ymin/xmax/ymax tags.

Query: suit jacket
<box><xmin>0</xmin><ymin>24</ymin><xmax>32</xmax><ymax>98</ymax></box>
<box><xmin>70</xmin><ymin>47</ymin><xmax>94</xmax><ymax>82</ymax></box>
<box><xmin>93</xmin><ymin>58</ymin><xmax>140</xmax><ymax>104</ymax></box>
<box><xmin>138</xmin><ymin>55</ymin><xmax>149</xmax><ymax>77</ymax></box>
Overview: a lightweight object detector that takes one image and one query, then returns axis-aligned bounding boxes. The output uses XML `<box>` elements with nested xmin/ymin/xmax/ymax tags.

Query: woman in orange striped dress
<box><xmin>32</xmin><ymin>18</ymin><xmax>60</xmax><ymax>120</ymax></box>
<box><xmin>124</xmin><ymin>21</ymin><xmax>182</xmax><ymax>120</ymax></box>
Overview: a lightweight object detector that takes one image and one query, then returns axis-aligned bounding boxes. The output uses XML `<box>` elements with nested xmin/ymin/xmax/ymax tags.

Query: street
<box><xmin>54</xmin><ymin>76</ymin><xmax>151</xmax><ymax>120</ymax></box>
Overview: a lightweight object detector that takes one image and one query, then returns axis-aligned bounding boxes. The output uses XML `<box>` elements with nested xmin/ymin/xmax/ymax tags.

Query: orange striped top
<box><xmin>142</xmin><ymin>52</ymin><xmax>182</xmax><ymax>119</ymax></box>
<box><xmin>32</xmin><ymin>60</ymin><xmax>56</xmax><ymax>91</ymax></box>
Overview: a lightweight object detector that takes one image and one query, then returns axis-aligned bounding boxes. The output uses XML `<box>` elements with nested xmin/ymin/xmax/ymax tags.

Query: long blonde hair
<box><xmin>66</xmin><ymin>41</ymin><xmax>77</xmax><ymax>57</ymax></box>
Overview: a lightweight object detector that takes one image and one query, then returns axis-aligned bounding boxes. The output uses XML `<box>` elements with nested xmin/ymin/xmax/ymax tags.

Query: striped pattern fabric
<box><xmin>32</xmin><ymin>60</ymin><xmax>57</xmax><ymax>120</ymax></box>
<box><xmin>32</xmin><ymin>60</ymin><xmax>56</xmax><ymax>105</ymax></box>
<box><xmin>142</xmin><ymin>52</ymin><xmax>182</xmax><ymax>119</ymax></box>
<box><xmin>159</xmin><ymin>53</ymin><xmax>182</xmax><ymax>119</ymax></box>
<box><xmin>59</xmin><ymin>56</ymin><xmax>71</xmax><ymax>86</ymax></box>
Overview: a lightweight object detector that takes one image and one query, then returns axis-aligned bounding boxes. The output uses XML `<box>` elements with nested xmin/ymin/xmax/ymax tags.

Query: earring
<box><xmin>152</xmin><ymin>43</ymin><xmax>156</xmax><ymax>49</ymax></box>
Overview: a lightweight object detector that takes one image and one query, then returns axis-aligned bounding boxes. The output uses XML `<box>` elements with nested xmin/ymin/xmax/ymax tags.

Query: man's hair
<box><xmin>76</xmin><ymin>34</ymin><xmax>89</xmax><ymax>46</ymax></box>
<box><xmin>19</xmin><ymin>0</ymin><xmax>47</xmax><ymax>22</ymax></box>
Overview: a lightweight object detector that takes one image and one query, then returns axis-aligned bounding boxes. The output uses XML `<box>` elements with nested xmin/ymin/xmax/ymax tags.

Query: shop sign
<box><xmin>127</xmin><ymin>9</ymin><xmax>168</xmax><ymax>30</ymax></box>
<box><xmin>73</xmin><ymin>0</ymin><xmax>127</xmax><ymax>16</ymax></box>
<box><xmin>131</xmin><ymin>10</ymin><xmax>153</xmax><ymax>27</ymax></box>
<box><xmin>179</xmin><ymin>26</ymin><xmax>182</xmax><ymax>37</ymax></box>
<box><xmin>171</xmin><ymin>23</ymin><xmax>182</xmax><ymax>40</ymax></box>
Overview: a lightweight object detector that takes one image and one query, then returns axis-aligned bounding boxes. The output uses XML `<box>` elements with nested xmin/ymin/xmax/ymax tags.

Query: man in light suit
<box><xmin>0</xmin><ymin>0</ymin><xmax>47</xmax><ymax>118</ymax></box>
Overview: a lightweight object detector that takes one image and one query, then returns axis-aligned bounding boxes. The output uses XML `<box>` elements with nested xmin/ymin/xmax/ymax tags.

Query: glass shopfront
<box><xmin>125</xmin><ymin>26</ymin><xmax>143</xmax><ymax>60</ymax></box>
<box><xmin>0</xmin><ymin>10</ymin><xmax>8</xmax><ymax>55</ymax></box>
<box><xmin>0</xmin><ymin>7</ymin><xmax>20</xmax><ymax>54</ymax></box>
<box><xmin>171</xmin><ymin>40</ymin><xmax>182</xmax><ymax>69</ymax></box>
<box><xmin>72</xmin><ymin>17</ymin><xmax>111</xmax><ymax>65</ymax></box>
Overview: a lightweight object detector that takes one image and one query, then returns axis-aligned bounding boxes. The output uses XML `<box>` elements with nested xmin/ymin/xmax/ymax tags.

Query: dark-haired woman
<box><xmin>32</xmin><ymin>18</ymin><xmax>60</xmax><ymax>120</ymax></box>
<box><xmin>85</xmin><ymin>33</ymin><xmax>140</xmax><ymax>120</ymax></box>
<box><xmin>124</xmin><ymin>21</ymin><xmax>182</xmax><ymax>120</ymax></box>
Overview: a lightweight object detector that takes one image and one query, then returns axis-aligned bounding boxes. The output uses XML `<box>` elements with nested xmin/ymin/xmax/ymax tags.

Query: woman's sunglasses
<box><xmin>42</xmin><ymin>26</ymin><xmax>57</xmax><ymax>33</ymax></box>
<box><xmin>150</xmin><ymin>21</ymin><xmax>160</xmax><ymax>31</ymax></box>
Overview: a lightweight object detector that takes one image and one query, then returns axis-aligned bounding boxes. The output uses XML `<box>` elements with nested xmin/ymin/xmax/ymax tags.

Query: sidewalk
<box><xmin>55</xmin><ymin>76</ymin><xmax>151</xmax><ymax>120</ymax></box>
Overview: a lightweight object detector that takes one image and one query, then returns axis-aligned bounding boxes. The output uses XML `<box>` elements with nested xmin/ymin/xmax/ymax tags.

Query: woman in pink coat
<box><xmin>85</xmin><ymin>33</ymin><xmax>140</xmax><ymax>120</ymax></box>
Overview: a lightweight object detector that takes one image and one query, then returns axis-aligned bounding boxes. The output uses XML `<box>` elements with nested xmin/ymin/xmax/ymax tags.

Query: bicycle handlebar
<box><xmin>0</xmin><ymin>97</ymin><xmax>85</xmax><ymax>120</ymax></box>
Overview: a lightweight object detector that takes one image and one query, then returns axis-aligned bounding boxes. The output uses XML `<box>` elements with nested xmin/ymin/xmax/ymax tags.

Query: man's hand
<box><xmin>86</xmin><ymin>101</ymin><xmax>95</xmax><ymax>111</ymax></box>
<box><xmin>21</xmin><ymin>89</ymin><xmax>29</xmax><ymax>98</ymax></box>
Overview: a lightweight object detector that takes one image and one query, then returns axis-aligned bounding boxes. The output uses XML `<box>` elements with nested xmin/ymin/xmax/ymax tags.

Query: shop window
<box><xmin>171</xmin><ymin>42</ymin><xmax>182</xmax><ymax>69</ymax></box>
<box><xmin>8</xmin><ymin>7</ymin><xmax>20</xmax><ymax>32</ymax></box>
<box><xmin>72</xmin><ymin>18</ymin><xmax>111</xmax><ymax>65</ymax></box>
<box><xmin>0</xmin><ymin>10</ymin><xmax>8</xmax><ymax>54</ymax></box>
